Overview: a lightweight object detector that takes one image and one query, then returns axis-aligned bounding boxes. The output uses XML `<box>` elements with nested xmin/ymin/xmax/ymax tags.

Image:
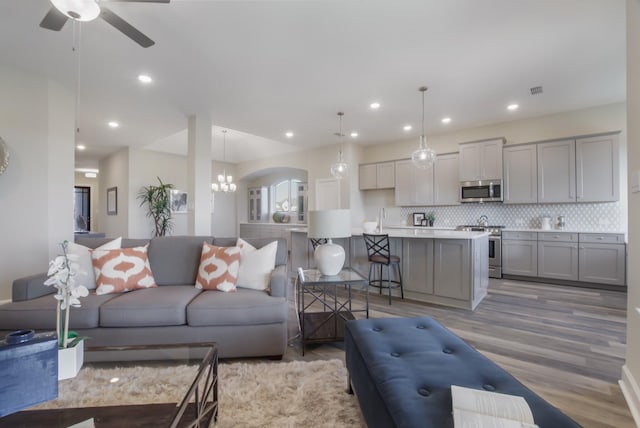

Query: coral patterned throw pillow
<box><xmin>92</xmin><ymin>245</ymin><xmax>157</xmax><ymax>295</ymax></box>
<box><xmin>195</xmin><ymin>243</ymin><xmax>241</xmax><ymax>292</ymax></box>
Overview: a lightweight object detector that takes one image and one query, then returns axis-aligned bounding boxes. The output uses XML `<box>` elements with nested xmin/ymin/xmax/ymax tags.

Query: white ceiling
<box><xmin>0</xmin><ymin>0</ymin><xmax>626</xmax><ymax>169</ymax></box>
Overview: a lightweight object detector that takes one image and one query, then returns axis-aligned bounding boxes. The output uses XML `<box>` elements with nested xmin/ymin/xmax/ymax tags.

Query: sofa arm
<box><xmin>12</xmin><ymin>273</ymin><xmax>54</xmax><ymax>302</ymax></box>
<box><xmin>269</xmin><ymin>265</ymin><xmax>288</xmax><ymax>298</ymax></box>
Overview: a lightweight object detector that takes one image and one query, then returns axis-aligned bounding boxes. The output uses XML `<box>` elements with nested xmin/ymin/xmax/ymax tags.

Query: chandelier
<box><xmin>411</xmin><ymin>86</ymin><xmax>436</xmax><ymax>169</ymax></box>
<box><xmin>330</xmin><ymin>112</ymin><xmax>348</xmax><ymax>179</ymax></box>
<box><xmin>212</xmin><ymin>130</ymin><xmax>236</xmax><ymax>193</ymax></box>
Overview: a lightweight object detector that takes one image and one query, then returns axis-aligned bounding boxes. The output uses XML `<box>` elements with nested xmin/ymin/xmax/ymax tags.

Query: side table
<box><xmin>297</xmin><ymin>268</ymin><xmax>369</xmax><ymax>355</ymax></box>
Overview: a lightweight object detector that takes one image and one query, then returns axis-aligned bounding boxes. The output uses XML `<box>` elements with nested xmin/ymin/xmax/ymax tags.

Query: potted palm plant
<box><xmin>138</xmin><ymin>177</ymin><xmax>174</xmax><ymax>237</ymax></box>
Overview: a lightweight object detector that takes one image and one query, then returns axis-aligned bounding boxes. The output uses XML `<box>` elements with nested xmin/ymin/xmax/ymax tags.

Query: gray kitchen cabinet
<box><xmin>502</xmin><ymin>231</ymin><xmax>538</xmax><ymax>277</ymax></box>
<box><xmin>537</xmin><ymin>233</ymin><xmax>579</xmax><ymax>281</ymax></box>
<box><xmin>359</xmin><ymin>162</ymin><xmax>395</xmax><ymax>190</ymax></box>
<box><xmin>402</xmin><ymin>238</ymin><xmax>434</xmax><ymax>295</ymax></box>
<box><xmin>459</xmin><ymin>138</ymin><xmax>504</xmax><ymax>182</ymax></box>
<box><xmin>503</xmin><ymin>143</ymin><xmax>537</xmax><ymax>204</ymax></box>
<box><xmin>248</xmin><ymin>186</ymin><xmax>268</xmax><ymax>222</ymax></box>
<box><xmin>578</xmin><ymin>233</ymin><xmax>626</xmax><ymax>286</ymax></box>
<box><xmin>576</xmin><ymin>134</ymin><xmax>620</xmax><ymax>202</ymax></box>
<box><xmin>537</xmin><ymin>139</ymin><xmax>576</xmax><ymax>203</ymax></box>
<box><xmin>433</xmin><ymin>239</ymin><xmax>471</xmax><ymax>300</ymax></box>
<box><xmin>394</xmin><ymin>159</ymin><xmax>434</xmax><ymax>206</ymax></box>
<box><xmin>434</xmin><ymin>153</ymin><xmax>460</xmax><ymax>205</ymax></box>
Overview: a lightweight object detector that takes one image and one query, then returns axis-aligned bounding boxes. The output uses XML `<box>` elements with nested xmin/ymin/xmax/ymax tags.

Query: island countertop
<box><xmin>290</xmin><ymin>228</ymin><xmax>489</xmax><ymax>240</ymax></box>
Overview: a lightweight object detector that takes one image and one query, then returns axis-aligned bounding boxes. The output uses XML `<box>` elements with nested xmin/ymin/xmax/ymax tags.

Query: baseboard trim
<box><xmin>619</xmin><ymin>365</ymin><xmax>640</xmax><ymax>427</ymax></box>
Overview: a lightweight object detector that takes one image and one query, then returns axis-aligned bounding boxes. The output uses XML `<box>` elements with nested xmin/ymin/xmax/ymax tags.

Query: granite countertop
<box><xmin>290</xmin><ymin>228</ymin><xmax>489</xmax><ymax>240</ymax></box>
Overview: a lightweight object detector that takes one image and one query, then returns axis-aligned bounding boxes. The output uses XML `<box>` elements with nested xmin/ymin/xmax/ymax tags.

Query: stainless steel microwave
<box><xmin>460</xmin><ymin>180</ymin><xmax>502</xmax><ymax>203</ymax></box>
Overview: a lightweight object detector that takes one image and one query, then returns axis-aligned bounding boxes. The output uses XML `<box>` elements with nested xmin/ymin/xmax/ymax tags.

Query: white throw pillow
<box><xmin>236</xmin><ymin>238</ymin><xmax>278</xmax><ymax>290</ymax></box>
<box><xmin>67</xmin><ymin>237</ymin><xmax>122</xmax><ymax>290</ymax></box>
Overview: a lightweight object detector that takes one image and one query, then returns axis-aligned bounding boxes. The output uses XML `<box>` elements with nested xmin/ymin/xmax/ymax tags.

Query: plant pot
<box><xmin>58</xmin><ymin>340</ymin><xmax>84</xmax><ymax>380</ymax></box>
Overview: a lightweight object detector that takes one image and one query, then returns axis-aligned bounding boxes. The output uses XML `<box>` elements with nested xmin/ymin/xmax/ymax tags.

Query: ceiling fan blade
<box><xmin>39</xmin><ymin>7</ymin><xmax>69</xmax><ymax>31</ymax></box>
<box><xmin>105</xmin><ymin>0</ymin><xmax>170</xmax><ymax>3</ymax></box>
<box><xmin>100</xmin><ymin>6</ymin><xmax>155</xmax><ymax>48</ymax></box>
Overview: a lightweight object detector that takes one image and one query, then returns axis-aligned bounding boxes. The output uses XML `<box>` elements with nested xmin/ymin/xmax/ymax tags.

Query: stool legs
<box><xmin>367</xmin><ymin>262</ymin><xmax>404</xmax><ymax>305</ymax></box>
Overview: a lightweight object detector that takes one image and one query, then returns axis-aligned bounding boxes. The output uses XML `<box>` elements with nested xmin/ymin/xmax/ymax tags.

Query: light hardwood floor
<box><xmin>283</xmin><ymin>277</ymin><xmax>635</xmax><ymax>428</ymax></box>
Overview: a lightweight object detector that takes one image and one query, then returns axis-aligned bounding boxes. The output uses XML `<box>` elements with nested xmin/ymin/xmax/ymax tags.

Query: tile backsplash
<box><xmin>389</xmin><ymin>202</ymin><xmax>625</xmax><ymax>231</ymax></box>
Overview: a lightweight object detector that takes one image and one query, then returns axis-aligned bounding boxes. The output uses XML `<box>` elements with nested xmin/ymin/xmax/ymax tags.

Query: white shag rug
<box><xmin>33</xmin><ymin>359</ymin><xmax>364</xmax><ymax>427</ymax></box>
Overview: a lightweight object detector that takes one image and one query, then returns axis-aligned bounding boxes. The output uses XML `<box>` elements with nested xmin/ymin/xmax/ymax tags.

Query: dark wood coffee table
<box><xmin>0</xmin><ymin>343</ymin><xmax>218</xmax><ymax>428</ymax></box>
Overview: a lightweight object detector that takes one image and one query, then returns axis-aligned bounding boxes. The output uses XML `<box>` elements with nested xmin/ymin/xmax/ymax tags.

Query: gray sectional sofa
<box><xmin>0</xmin><ymin>236</ymin><xmax>289</xmax><ymax>359</ymax></box>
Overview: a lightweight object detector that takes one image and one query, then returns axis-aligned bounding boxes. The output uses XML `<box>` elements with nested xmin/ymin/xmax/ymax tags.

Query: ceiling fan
<box><xmin>39</xmin><ymin>0</ymin><xmax>169</xmax><ymax>48</ymax></box>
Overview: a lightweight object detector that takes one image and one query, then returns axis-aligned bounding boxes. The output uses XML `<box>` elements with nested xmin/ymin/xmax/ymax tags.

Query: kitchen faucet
<box><xmin>378</xmin><ymin>207</ymin><xmax>386</xmax><ymax>233</ymax></box>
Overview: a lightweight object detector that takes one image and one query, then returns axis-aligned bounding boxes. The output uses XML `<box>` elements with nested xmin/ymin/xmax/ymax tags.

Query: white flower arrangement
<box><xmin>44</xmin><ymin>240</ymin><xmax>89</xmax><ymax>348</ymax></box>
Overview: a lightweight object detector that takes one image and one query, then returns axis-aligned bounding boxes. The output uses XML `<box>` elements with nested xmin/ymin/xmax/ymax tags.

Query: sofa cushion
<box><xmin>68</xmin><ymin>237</ymin><xmax>122</xmax><ymax>290</ymax></box>
<box><xmin>0</xmin><ymin>293</ymin><xmax>118</xmax><ymax>330</ymax></box>
<box><xmin>148</xmin><ymin>236</ymin><xmax>214</xmax><ymax>286</ymax></box>
<box><xmin>75</xmin><ymin>237</ymin><xmax>148</xmax><ymax>249</ymax></box>
<box><xmin>99</xmin><ymin>286</ymin><xmax>202</xmax><ymax>327</ymax></box>
<box><xmin>187</xmin><ymin>288</ymin><xmax>287</xmax><ymax>327</ymax></box>
<box><xmin>195</xmin><ymin>243</ymin><xmax>241</xmax><ymax>292</ymax></box>
<box><xmin>236</xmin><ymin>238</ymin><xmax>278</xmax><ymax>290</ymax></box>
<box><xmin>92</xmin><ymin>245</ymin><xmax>157</xmax><ymax>295</ymax></box>
<box><xmin>214</xmin><ymin>237</ymin><xmax>287</xmax><ymax>267</ymax></box>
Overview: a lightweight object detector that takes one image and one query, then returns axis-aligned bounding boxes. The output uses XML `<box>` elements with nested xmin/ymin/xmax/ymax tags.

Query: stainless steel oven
<box><xmin>488</xmin><ymin>235</ymin><xmax>501</xmax><ymax>278</ymax></box>
<box><xmin>456</xmin><ymin>225</ymin><xmax>503</xmax><ymax>278</ymax></box>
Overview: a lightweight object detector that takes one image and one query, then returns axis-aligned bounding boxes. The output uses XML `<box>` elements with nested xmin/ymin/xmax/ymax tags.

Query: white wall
<box><xmin>0</xmin><ymin>65</ymin><xmax>74</xmax><ymax>300</ymax></box>
<box><xmin>74</xmin><ymin>172</ymin><xmax>100</xmax><ymax>231</ymax></box>
<box><xmin>99</xmin><ymin>148</ymin><xmax>129</xmax><ymax>238</ymax></box>
<box><xmin>622</xmin><ymin>0</ymin><xmax>640</xmax><ymax>424</ymax></box>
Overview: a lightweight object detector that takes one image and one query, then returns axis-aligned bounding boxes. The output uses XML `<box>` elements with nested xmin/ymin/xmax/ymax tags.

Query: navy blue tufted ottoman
<box><xmin>345</xmin><ymin>317</ymin><xmax>581</xmax><ymax>428</ymax></box>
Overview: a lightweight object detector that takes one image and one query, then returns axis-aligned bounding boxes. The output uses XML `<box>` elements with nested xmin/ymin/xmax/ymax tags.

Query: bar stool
<box><xmin>309</xmin><ymin>238</ymin><xmax>328</xmax><ymax>251</ymax></box>
<box><xmin>362</xmin><ymin>234</ymin><xmax>404</xmax><ymax>304</ymax></box>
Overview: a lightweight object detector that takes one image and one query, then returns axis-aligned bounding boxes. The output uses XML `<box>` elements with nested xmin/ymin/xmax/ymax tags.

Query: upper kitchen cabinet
<box><xmin>576</xmin><ymin>134</ymin><xmax>620</xmax><ymax>202</ymax></box>
<box><xmin>503</xmin><ymin>143</ymin><xmax>537</xmax><ymax>204</ymax></box>
<box><xmin>395</xmin><ymin>159</ymin><xmax>434</xmax><ymax>206</ymax></box>
<box><xmin>248</xmin><ymin>186</ymin><xmax>268</xmax><ymax>222</ymax></box>
<box><xmin>537</xmin><ymin>132</ymin><xmax>620</xmax><ymax>203</ymax></box>
<box><xmin>459</xmin><ymin>138</ymin><xmax>504</xmax><ymax>182</ymax></box>
<box><xmin>537</xmin><ymin>139</ymin><xmax>576</xmax><ymax>203</ymax></box>
<box><xmin>359</xmin><ymin>162</ymin><xmax>395</xmax><ymax>190</ymax></box>
<box><xmin>434</xmin><ymin>153</ymin><xmax>460</xmax><ymax>205</ymax></box>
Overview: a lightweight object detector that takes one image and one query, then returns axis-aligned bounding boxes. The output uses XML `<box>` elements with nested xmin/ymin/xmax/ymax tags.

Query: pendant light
<box><xmin>411</xmin><ymin>86</ymin><xmax>436</xmax><ymax>169</ymax></box>
<box><xmin>212</xmin><ymin>130</ymin><xmax>236</xmax><ymax>193</ymax></box>
<box><xmin>330</xmin><ymin>112</ymin><xmax>348</xmax><ymax>179</ymax></box>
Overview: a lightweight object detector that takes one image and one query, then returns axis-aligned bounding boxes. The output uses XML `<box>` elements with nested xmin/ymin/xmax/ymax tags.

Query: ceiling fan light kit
<box><xmin>51</xmin><ymin>0</ymin><xmax>100</xmax><ymax>21</ymax></box>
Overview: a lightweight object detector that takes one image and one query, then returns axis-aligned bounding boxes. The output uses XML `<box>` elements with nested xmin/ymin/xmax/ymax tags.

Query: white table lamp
<box><xmin>308</xmin><ymin>209</ymin><xmax>351</xmax><ymax>276</ymax></box>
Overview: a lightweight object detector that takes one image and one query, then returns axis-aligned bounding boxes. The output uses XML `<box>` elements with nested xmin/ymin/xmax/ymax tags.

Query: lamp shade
<box><xmin>308</xmin><ymin>209</ymin><xmax>351</xmax><ymax>239</ymax></box>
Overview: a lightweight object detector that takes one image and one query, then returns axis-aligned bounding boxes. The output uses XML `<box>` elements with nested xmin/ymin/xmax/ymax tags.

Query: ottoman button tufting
<box><xmin>373</xmin><ymin>327</ymin><xmax>382</xmax><ymax>332</ymax></box>
<box><xmin>416</xmin><ymin>325</ymin><xmax>425</xmax><ymax>329</ymax></box>
<box><xmin>483</xmin><ymin>384</ymin><xmax>496</xmax><ymax>391</ymax></box>
<box><xmin>418</xmin><ymin>388</ymin><xmax>430</xmax><ymax>396</ymax></box>
<box><xmin>442</xmin><ymin>348</ymin><xmax>453</xmax><ymax>354</ymax></box>
<box><xmin>390</xmin><ymin>352</ymin><xmax>400</xmax><ymax>357</ymax></box>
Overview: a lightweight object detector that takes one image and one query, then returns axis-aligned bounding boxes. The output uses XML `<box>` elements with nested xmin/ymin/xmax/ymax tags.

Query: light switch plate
<box><xmin>632</xmin><ymin>170</ymin><xmax>640</xmax><ymax>193</ymax></box>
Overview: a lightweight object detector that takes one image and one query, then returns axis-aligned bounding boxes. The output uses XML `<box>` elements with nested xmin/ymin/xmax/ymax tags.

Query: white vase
<box><xmin>58</xmin><ymin>340</ymin><xmax>84</xmax><ymax>380</ymax></box>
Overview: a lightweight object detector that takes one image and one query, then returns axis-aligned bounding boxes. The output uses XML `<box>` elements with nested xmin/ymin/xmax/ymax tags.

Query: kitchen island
<box><xmin>290</xmin><ymin>229</ymin><xmax>489</xmax><ymax>310</ymax></box>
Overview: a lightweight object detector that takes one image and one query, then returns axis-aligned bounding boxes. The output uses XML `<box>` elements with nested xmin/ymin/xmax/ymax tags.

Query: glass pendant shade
<box><xmin>330</xmin><ymin>112</ymin><xmax>348</xmax><ymax>179</ymax></box>
<box><xmin>412</xmin><ymin>136</ymin><xmax>436</xmax><ymax>169</ymax></box>
<box><xmin>331</xmin><ymin>150</ymin><xmax>348</xmax><ymax>179</ymax></box>
<box><xmin>51</xmin><ymin>0</ymin><xmax>101</xmax><ymax>21</ymax></box>
<box><xmin>411</xmin><ymin>86</ymin><xmax>436</xmax><ymax>169</ymax></box>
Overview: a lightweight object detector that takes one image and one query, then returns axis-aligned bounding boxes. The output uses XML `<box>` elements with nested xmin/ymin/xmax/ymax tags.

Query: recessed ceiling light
<box><xmin>108</xmin><ymin>121</ymin><xmax>119</xmax><ymax>128</ymax></box>
<box><xmin>76</xmin><ymin>144</ymin><xmax>86</xmax><ymax>150</ymax></box>
<box><xmin>350</xmin><ymin>132</ymin><xmax>358</xmax><ymax>138</ymax></box>
<box><xmin>138</xmin><ymin>74</ymin><xmax>152</xmax><ymax>84</ymax></box>
<box><xmin>441</xmin><ymin>117</ymin><xmax>452</xmax><ymax>124</ymax></box>
<box><xmin>403</xmin><ymin>125</ymin><xmax>412</xmax><ymax>131</ymax></box>
<box><xmin>507</xmin><ymin>103</ymin><xmax>519</xmax><ymax>111</ymax></box>
<box><xmin>84</xmin><ymin>172</ymin><xmax>97</xmax><ymax>178</ymax></box>
<box><xmin>285</xmin><ymin>131</ymin><xmax>294</xmax><ymax>138</ymax></box>
<box><xmin>370</xmin><ymin>102</ymin><xmax>381</xmax><ymax>110</ymax></box>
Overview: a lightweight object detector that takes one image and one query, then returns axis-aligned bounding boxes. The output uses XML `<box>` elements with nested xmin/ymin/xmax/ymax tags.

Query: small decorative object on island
<box><xmin>138</xmin><ymin>176</ymin><xmax>174</xmax><ymax>237</ymax></box>
<box><xmin>308</xmin><ymin>209</ymin><xmax>352</xmax><ymax>276</ymax></box>
<box><xmin>44</xmin><ymin>240</ymin><xmax>88</xmax><ymax>380</ymax></box>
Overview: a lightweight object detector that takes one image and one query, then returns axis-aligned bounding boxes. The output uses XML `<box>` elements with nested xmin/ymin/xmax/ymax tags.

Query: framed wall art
<box><xmin>107</xmin><ymin>187</ymin><xmax>117</xmax><ymax>215</ymax></box>
<box><xmin>412</xmin><ymin>212</ymin><xmax>425</xmax><ymax>226</ymax></box>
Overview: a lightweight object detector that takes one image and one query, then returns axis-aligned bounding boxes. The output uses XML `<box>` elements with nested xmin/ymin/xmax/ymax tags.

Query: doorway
<box><xmin>74</xmin><ymin>186</ymin><xmax>90</xmax><ymax>232</ymax></box>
